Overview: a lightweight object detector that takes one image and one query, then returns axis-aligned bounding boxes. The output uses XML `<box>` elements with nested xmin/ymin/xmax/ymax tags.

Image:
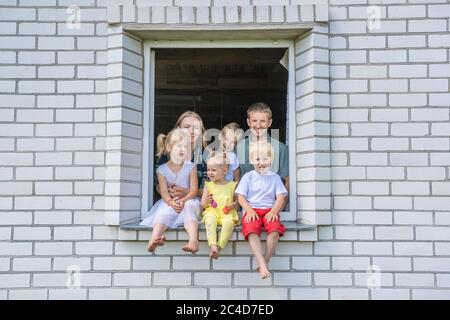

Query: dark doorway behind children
<box><xmin>153</xmin><ymin>48</ymin><xmax>289</xmax><ymax>146</ymax></box>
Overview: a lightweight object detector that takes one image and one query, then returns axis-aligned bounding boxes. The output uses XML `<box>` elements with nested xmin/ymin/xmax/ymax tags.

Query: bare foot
<box><xmin>147</xmin><ymin>238</ymin><xmax>159</xmax><ymax>252</ymax></box>
<box><xmin>258</xmin><ymin>264</ymin><xmax>271</xmax><ymax>279</ymax></box>
<box><xmin>156</xmin><ymin>235</ymin><xmax>166</xmax><ymax>247</ymax></box>
<box><xmin>182</xmin><ymin>240</ymin><xmax>199</xmax><ymax>254</ymax></box>
<box><xmin>255</xmin><ymin>258</ymin><xmax>269</xmax><ymax>272</ymax></box>
<box><xmin>147</xmin><ymin>236</ymin><xmax>166</xmax><ymax>252</ymax></box>
<box><xmin>209</xmin><ymin>245</ymin><xmax>219</xmax><ymax>259</ymax></box>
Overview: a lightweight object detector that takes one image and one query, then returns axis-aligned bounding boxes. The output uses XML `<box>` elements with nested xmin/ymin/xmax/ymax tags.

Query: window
<box><xmin>141</xmin><ymin>40</ymin><xmax>298</xmax><ymax>221</ymax></box>
<box><xmin>103</xmin><ymin>6</ymin><xmax>331</xmax><ymax>230</ymax></box>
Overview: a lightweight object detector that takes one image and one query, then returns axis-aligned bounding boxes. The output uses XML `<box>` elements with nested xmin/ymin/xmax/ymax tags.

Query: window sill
<box><xmin>118</xmin><ymin>222</ymin><xmax>317</xmax><ymax>241</ymax></box>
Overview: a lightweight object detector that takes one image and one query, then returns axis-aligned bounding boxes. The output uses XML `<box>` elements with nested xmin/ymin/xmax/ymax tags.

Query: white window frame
<box><xmin>141</xmin><ymin>39</ymin><xmax>297</xmax><ymax>221</ymax></box>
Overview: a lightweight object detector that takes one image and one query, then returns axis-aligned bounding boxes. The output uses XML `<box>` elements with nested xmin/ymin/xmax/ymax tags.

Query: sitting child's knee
<box><xmin>222</xmin><ymin>218</ymin><xmax>234</xmax><ymax>225</ymax></box>
<box><xmin>271</xmin><ymin>231</ymin><xmax>280</xmax><ymax>238</ymax></box>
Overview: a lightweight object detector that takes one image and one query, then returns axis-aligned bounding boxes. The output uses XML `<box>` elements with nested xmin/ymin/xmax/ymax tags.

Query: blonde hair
<box><xmin>156</xmin><ymin>128</ymin><xmax>189</xmax><ymax>159</ymax></box>
<box><xmin>206</xmin><ymin>151</ymin><xmax>230</xmax><ymax>167</ymax></box>
<box><xmin>174</xmin><ymin>111</ymin><xmax>207</xmax><ymax>148</ymax></box>
<box><xmin>220</xmin><ymin>122</ymin><xmax>244</xmax><ymax>146</ymax></box>
<box><xmin>249</xmin><ymin>141</ymin><xmax>274</xmax><ymax>162</ymax></box>
<box><xmin>247</xmin><ymin>102</ymin><xmax>272</xmax><ymax>120</ymax></box>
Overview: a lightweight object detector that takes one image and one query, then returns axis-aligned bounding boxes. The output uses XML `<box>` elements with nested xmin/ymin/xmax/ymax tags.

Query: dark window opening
<box><xmin>153</xmin><ymin>48</ymin><xmax>289</xmax><ymax>203</ymax></box>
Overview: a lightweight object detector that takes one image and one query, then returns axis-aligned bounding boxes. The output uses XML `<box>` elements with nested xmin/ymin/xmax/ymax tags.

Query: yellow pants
<box><xmin>203</xmin><ymin>213</ymin><xmax>235</xmax><ymax>249</ymax></box>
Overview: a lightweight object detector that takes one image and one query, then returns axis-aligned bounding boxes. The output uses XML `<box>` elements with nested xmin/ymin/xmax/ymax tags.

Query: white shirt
<box><xmin>225</xmin><ymin>151</ymin><xmax>239</xmax><ymax>181</ymax></box>
<box><xmin>235</xmin><ymin>170</ymin><xmax>288</xmax><ymax>209</ymax></box>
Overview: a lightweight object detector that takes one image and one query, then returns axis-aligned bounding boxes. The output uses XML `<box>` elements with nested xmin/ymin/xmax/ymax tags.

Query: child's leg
<box><xmin>149</xmin><ymin>207</ymin><xmax>179</xmax><ymax>252</ymax></box>
<box><xmin>182</xmin><ymin>199</ymin><xmax>201</xmax><ymax>221</ymax></box>
<box><xmin>248</xmin><ymin>233</ymin><xmax>270</xmax><ymax>279</ymax></box>
<box><xmin>217</xmin><ymin>217</ymin><xmax>235</xmax><ymax>253</ymax></box>
<box><xmin>264</xmin><ymin>231</ymin><xmax>280</xmax><ymax>265</ymax></box>
<box><xmin>204</xmin><ymin>214</ymin><xmax>220</xmax><ymax>258</ymax></box>
<box><xmin>179</xmin><ymin>199</ymin><xmax>200</xmax><ymax>253</ymax></box>
<box><xmin>209</xmin><ymin>245</ymin><xmax>219</xmax><ymax>259</ymax></box>
<box><xmin>204</xmin><ymin>214</ymin><xmax>218</xmax><ymax>247</ymax></box>
<box><xmin>148</xmin><ymin>223</ymin><xmax>168</xmax><ymax>252</ymax></box>
<box><xmin>182</xmin><ymin>219</ymin><xmax>199</xmax><ymax>253</ymax></box>
<box><xmin>262</xmin><ymin>214</ymin><xmax>285</xmax><ymax>266</ymax></box>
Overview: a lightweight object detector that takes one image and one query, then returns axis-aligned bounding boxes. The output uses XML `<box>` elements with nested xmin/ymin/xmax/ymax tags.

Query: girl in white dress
<box><xmin>143</xmin><ymin>128</ymin><xmax>201</xmax><ymax>253</ymax></box>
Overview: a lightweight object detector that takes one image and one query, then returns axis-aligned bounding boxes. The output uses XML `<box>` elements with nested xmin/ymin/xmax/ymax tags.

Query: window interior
<box><xmin>152</xmin><ymin>48</ymin><xmax>289</xmax><ymax>204</ymax></box>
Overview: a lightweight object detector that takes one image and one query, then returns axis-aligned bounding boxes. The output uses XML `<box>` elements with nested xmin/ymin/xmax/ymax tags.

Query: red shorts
<box><xmin>241</xmin><ymin>208</ymin><xmax>286</xmax><ymax>241</ymax></box>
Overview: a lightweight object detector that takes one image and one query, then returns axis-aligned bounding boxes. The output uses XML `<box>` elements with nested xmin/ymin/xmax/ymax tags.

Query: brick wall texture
<box><xmin>0</xmin><ymin>0</ymin><xmax>449</xmax><ymax>300</ymax></box>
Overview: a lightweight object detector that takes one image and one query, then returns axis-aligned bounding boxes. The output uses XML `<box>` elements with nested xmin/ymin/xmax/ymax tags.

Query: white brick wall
<box><xmin>327</xmin><ymin>0</ymin><xmax>450</xmax><ymax>299</ymax></box>
<box><xmin>1</xmin><ymin>0</ymin><xmax>449</xmax><ymax>300</ymax></box>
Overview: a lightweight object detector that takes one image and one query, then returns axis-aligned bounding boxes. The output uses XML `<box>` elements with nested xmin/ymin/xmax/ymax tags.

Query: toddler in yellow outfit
<box><xmin>201</xmin><ymin>153</ymin><xmax>239</xmax><ymax>259</ymax></box>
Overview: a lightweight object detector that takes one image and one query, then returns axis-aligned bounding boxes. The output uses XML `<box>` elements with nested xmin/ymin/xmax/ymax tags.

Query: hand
<box><xmin>169</xmin><ymin>197</ymin><xmax>184</xmax><ymax>213</ymax></box>
<box><xmin>167</xmin><ymin>184</ymin><xmax>177</xmax><ymax>198</ymax></box>
<box><xmin>172</xmin><ymin>185</ymin><xmax>189</xmax><ymax>198</ymax></box>
<box><xmin>176</xmin><ymin>198</ymin><xmax>185</xmax><ymax>212</ymax></box>
<box><xmin>265</xmin><ymin>211</ymin><xmax>279</xmax><ymax>223</ymax></box>
<box><xmin>206</xmin><ymin>193</ymin><xmax>214</xmax><ymax>205</ymax></box>
<box><xmin>168</xmin><ymin>185</ymin><xmax>187</xmax><ymax>198</ymax></box>
<box><xmin>244</xmin><ymin>210</ymin><xmax>259</xmax><ymax>223</ymax></box>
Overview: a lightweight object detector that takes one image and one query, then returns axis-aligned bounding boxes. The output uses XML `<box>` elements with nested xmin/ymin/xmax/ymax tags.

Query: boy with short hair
<box><xmin>235</xmin><ymin>142</ymin><xmax>287</xmax><ymax>279</ymax></box>
<box><xmin>236</xmin><ymin>102</ymin><xmax>289</xmax><ymax>208</ymax></box>
<box><xmin>236</xmin><ymin>102</ymin><xmax>289</xmax><ymax>205</ymax></box>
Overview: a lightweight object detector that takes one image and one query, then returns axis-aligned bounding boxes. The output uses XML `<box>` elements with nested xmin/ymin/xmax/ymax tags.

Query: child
<box><xmin>235</xmin><ymin>142</ymin><xmax>288</xmax><ymax>279</ymax></box>
<box><xmin>219</xmin><ymin>122</ymin><xmax>243</xmax><ymax>182</ymax></box>
<box><xmin>145</xmin><ymin>128</ymin><xmax>201</xmax><ymax>253</ymax></box>
<box><xmin>205</xmin><ymin>122</ymin><xmax>243</xmax><ymax>182</ymax></box>
<box><xmin>236</xmin><ymin>102</ymin><xmax>289</xmax><ymax>208</ymax></box>
<box><xmin>201</xmin><ymin>153</ymin><xmax>240</xmax><ymax>259</ymax></box>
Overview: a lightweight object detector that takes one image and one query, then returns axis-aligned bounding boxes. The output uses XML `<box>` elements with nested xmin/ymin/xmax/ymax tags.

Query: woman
<box><xmin>141</xmin><ymin>111</ymin><xmax>208</xmax><ymax>226</ymax></box>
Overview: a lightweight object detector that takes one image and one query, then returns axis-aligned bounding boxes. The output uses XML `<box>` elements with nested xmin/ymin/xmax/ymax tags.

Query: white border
<box><xmin>141</xmin><ymin>39</ymin><xmax>297</xmax><ymax>221</ymax></box>
<box><xmin>141</xmin><ymin>43</ymin><xmax>155</xmax><ymax>217</ymax></box>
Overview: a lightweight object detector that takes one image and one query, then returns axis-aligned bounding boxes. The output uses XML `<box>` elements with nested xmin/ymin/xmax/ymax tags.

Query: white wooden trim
<box><xmin>145</xmin><ymin>39</ymin><xmax>293</xmax><ymax>48</ymax></box>
<box><xmin>141</xmin><ymin>44</ymin><xmax>155</xmax><ymax>219</ymax></box>
<box><xmin>141</xmin><ymin>39</ymin><xmax>297</xmax><ymax>221</ymax></box>
<box><xmin>285</xmin><ymin>41</ymin><xmax>297</xmax><ymax>221</ymax></box>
